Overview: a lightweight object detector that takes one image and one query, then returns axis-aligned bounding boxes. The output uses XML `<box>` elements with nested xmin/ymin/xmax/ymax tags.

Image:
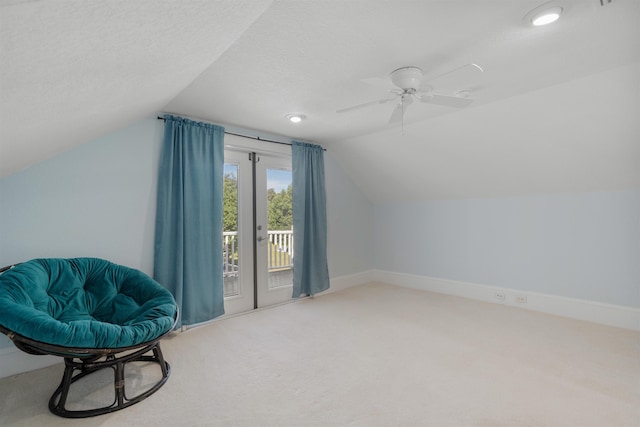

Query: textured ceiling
<box><xmin>0</xmin><ymin>0</ymin><xmax>272</xmax><ymax>175</ymax></box>
<box><xmin>1</xmin><ymin>0</ymin><xmax>639</xmax><ymax>202</ymax></box>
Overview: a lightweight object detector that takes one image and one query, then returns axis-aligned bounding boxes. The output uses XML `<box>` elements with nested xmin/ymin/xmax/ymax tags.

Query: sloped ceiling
<box><xmin>1</xmin><ymin>0</ymin><xmax>639</xmax><ymax>202</ymax></box>
<box><xmin>0</xmin><ymin>0</ymin><xmax>272</xmax><ymax>175</ymax></box>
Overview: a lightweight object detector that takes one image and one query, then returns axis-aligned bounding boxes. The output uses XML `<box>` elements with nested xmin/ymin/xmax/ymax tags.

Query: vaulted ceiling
<box><xmin>1</xmin><ymin>0</ymin><xmax>639</xmax><ymax>202</ymax></box>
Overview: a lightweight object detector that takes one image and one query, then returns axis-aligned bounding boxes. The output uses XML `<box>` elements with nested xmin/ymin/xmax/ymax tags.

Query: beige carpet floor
<box><xmin>0</xmin><ymin>282</ymin><xmax>638</xmax><ymax>426</ymax></box>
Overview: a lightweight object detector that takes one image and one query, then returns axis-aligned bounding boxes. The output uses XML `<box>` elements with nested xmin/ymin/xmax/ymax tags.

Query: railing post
<box><xmin>222</xmin><ymin>231</ymin><xmax>238</xmax><ymax>277</ymax></box>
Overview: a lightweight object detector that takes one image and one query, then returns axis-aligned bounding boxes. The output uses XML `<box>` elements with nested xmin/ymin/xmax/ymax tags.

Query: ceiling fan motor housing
<box><xmin>390</xmin><ymin>66</ymin><xmax>423</xmax><ymax>90</ymax></box>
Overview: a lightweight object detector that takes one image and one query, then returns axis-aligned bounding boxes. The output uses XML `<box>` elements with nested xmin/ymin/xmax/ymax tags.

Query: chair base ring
<box><xmin>48</xmin><ymin>341</ymin><xmax>170</xmax><ymax>418</ymax></box>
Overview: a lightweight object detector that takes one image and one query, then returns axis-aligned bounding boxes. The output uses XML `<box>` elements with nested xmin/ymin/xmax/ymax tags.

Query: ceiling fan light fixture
<box><xmin>286</xmin><ymin>113</ymin><xmax>306</xmax><ymax>123</ymax></box>
<box><xmin>532</xmin><ymin>6</ymin><xmax>562</xmax><ymax>25</ymax></box>
<box><xmin>390</xmin><ymin>66</ymin><xmax>423</xmax><ymax>90</ymax></box>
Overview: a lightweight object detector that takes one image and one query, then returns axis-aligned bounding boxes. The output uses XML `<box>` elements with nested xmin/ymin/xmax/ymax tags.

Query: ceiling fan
<box><xmin>337</xmin><ymin>63</ymin><xmax>484</xmax><ymax>124</ymax></box>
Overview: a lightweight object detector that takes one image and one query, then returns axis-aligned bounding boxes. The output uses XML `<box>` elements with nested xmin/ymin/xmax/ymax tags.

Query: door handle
<box><xmin>257</xmin><ymin>235</ymin><xmax>266</xmax><ymax>242</ymax></box>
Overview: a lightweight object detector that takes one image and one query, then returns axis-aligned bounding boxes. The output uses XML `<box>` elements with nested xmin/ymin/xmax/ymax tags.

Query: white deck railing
<box><xmin>267</xmin><ymin>229</ymin><xmax>294</xmax><ymax>271</ymax></box>
<box><xmin>223</xmin><ymin>231</ymin><xmax>238</xmax><ymax>277</ymax></box>
<box><xmin>223</xmin><ymin>230</ymin><xmax>293</xmax><ymax>276</ymax></box>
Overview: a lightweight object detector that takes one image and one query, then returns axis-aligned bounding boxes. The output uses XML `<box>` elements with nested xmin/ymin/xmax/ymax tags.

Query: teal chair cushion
<box><xmin>0</xmin><ymin>258</ymin><xmax>177</xmax><ymax>348</ymax></box>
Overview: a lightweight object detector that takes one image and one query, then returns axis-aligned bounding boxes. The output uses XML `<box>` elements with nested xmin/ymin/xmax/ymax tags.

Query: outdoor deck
<box><xmin>222</xmin><ymin>230</ymin><xmax>294</xmax><ymax>297</ymax></box>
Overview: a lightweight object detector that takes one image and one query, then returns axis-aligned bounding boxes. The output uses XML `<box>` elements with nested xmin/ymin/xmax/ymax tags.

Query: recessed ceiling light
<box><xmin>286</xmin><ymin>114</ymin><xmax>306</xmax><ymax>123</ymax></box>
<box><xmin>531</xmin><ymin>6</ymin><xmax>563</xmax><ymax>26</ymax></box>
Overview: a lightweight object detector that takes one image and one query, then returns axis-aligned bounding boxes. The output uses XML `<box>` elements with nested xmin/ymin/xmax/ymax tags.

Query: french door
<box><xmin>222</xmin><ymin>148</ymin><xmax>294</xmax><ymax>315</ymax></box>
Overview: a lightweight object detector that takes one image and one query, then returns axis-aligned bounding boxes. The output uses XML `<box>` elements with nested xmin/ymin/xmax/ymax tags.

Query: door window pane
<box><xmin>266</xmin><ymin>168</ymin><xmax>293</xmax><ymax>290</ymax></box>
<box><xmin>223</xmin><ymin>163</ymin><xmax>239</xmax><ymax>297</ymax></box>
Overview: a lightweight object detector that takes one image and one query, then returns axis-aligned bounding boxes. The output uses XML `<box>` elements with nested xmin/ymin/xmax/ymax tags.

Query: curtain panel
<box><xmin>292</xmin><ymin>141</ymin><xmax>330</xmax><ymax>297</ymax></box>
<box><xmin>154</xmin><ymin>115</ymin><xmax>225</xmax><ymax>327</ymax></box>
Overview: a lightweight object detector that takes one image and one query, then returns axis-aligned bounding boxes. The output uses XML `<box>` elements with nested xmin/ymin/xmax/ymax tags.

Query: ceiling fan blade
<box><xmin>336</xmin><ymin>97</ymin><xmax>395</xmax><ymax>114</ymax></box>
<box><xmin>422</xmin><ymin>63</ymin><xmax>484</xmax><ymax>90</ymax></box>
<box><xmin>420</xmin><ymin>93</ymin><xmax>473</xmax><ymax>108</ymax></box>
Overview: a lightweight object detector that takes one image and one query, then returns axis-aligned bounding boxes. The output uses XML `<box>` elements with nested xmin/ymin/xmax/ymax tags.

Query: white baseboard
<box><xmin>3</xmin><ymin>268</ymin><xmax>633</xmax><ymax>378</ymax></box>
<box><xmin>0</xmin><ymin>345</ymin><xmax>61</xmax><ymax>379</ymax></box>
<box><xmin>328</xmin><ymin>270</ymin><xmax>375</xmax><ymax>294</ymax></box>
<box><xmin>373</xmin><ymin>270</ymin><xmax>640</xmax><ymax>331</ymax></box>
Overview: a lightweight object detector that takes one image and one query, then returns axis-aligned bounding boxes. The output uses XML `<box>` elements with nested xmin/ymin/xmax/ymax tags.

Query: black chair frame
<box><xmin>0</xmin><ymin>315</ymin><xmax>176</xmax><ymax>418</ymax></box>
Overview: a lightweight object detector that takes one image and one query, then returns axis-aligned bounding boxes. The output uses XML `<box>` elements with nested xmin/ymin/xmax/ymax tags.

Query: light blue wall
<box><xmin>0</xmin><ymin>117</ymin><xmax>163</xmax><ymax>273</ymax></box>
<box><xmin>325</xmin><ymin>152</ymin><xmax>374</xmax><ymax>277</ymax></box>
<box><xmin>374</xmin><ymin>191</ymin><xmax>640</xmax><ymax>307</ymax></box>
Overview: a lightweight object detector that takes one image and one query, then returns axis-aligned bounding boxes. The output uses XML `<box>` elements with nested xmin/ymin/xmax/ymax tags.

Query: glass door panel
<box><xmin>256</xmin><ymin>157</ymin><xmax>294</xmax><ymax>307</ymax></box>
<box><xmin>222</xmin><ymin>150</ymin><xmax>253</xmax><ymax>315</ymax></box>
<box><xmin>266</xmin><ymin>168</ymin><xmax>294</xmax><ymax>291</ymax></box>
<box><xmin>223</xmin><ymin>149</ymin><xmax>293</xmax><ymax>315</ymax></box>
<box><xmin>222</xmin><ymin>163</ymin><xmax>239</xmax><ymax>298</ymax></box>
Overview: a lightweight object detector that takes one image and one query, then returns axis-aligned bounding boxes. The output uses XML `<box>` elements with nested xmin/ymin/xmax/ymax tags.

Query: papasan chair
<box><xmin>0</xmin><ymin>258</ymin><xmax>178</xmax><ymax>418</ymax></box>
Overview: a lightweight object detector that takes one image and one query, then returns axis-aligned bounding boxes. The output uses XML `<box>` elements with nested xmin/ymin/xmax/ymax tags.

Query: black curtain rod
<box><xmin>156</xmin><ymin>116</ymin><xmax>325</xmax><ymax>150</ymax></box>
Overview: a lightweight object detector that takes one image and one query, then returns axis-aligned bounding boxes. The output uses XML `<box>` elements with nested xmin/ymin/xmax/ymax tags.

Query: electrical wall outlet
<box><xmin>494</xmin><ymin>292</ymin><xmax>506</xmax><ymax>301</ymax></box>
<box><xmin>515</xmin><ymin>295</ymin><xmax>528</xmax><ymax>304</ymax></box>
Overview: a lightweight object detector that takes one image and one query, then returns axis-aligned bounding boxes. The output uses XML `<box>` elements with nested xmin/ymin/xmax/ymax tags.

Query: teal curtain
<box><xmin>154</xmin><ymin>115</ymin><xmax>225</xmax><ymax>327</ymax></box>
<box><xmin>292</xmin><ymin>141</ymin><xmax>330</xmax><ymax>297</ymax></box>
